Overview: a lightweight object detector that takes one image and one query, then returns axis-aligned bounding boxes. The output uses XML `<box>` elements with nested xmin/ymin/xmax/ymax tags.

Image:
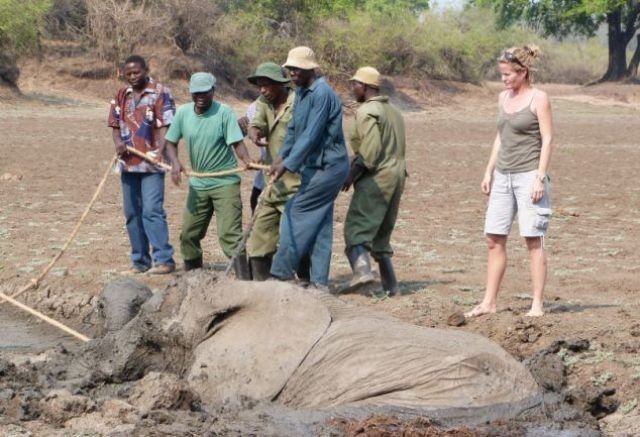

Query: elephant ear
<box><xmin>180</xmin><ymin>280</ymin><xmax>331</xmax><ymax>407</ymax></box>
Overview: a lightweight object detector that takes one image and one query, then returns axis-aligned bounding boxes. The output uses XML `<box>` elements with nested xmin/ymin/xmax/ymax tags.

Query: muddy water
<box><xmin>0</xmin><ymin>306</ymin><xmax>75</xmax><ymax>352</ymax></box>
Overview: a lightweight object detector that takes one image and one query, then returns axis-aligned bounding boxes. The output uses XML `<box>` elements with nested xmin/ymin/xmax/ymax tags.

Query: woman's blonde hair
<box><xmin>499</xmin><ymin>45</ymin><xmax>541</xmax><ymax>83</ymax></box>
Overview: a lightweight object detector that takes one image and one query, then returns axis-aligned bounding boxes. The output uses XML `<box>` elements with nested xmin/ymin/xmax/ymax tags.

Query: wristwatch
<box><xmin>536</xmin><ymin>173</ymin><xmax>546</xmax><ymax>183</ymax></box>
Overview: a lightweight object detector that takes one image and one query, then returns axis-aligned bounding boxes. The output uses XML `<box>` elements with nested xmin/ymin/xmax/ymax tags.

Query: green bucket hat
<box><xmin>248</xmin><ymin>62</ymin><xmax>290</xmax><ymax>85</ymax></box>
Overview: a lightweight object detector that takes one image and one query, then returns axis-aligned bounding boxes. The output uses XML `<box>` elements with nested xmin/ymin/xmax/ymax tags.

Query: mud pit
<box><xmin>0</xmin><ymin>307</ymin><xmax>75</xmax><ymax>353</ymax></box>
<box><xmin>2</xmin><ymin>76</ymin><xmax>640</xmax><ymax>435</ymax></box>
<box><xmin>0</xmin><ymin>273</ymin><xmax>602</xmax><ymax>435</ymax></box>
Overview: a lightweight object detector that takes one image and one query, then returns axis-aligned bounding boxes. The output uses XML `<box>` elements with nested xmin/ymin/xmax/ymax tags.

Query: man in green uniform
<box><xmin>343</xmin><ymin>67</ymin><xmax>407</xmax><ymax>295</ymax></box>
<box><xmin>160</xmin><ymin>72</ymin><xmax>252</xmax><ymax>278</ymax></box>
<box><xmin>245</xmin><ymin>63</ymin><xmax>301</xmax><ymax>280</ymax></box>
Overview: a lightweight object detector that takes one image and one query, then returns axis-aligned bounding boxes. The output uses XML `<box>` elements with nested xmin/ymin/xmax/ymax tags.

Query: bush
<box><xmin>0</xmin><ymin>0</ymin><xmax>51</xmax><ymax>52</ymax></box>
<box><xmin>44</xmin><ymin>0</ymin><xmax>87</xmax><ymax>39</ymax></box>
<box><xmin>176</xmin><ymin>7</ymin><xmax>512</xmax><ymax>86</ymax></box>
<box><xmin>484</xmin><ymin>34</ymin><xmax>607</xmax><ymax>84</ymax></box>
<box><xmin>0</xmin><ymin>0</ymin><xmax>51</xmax><ymax>86</ymax></box>
<box><xmin>293</xmin><ymin>8</ymin><xmax>509</xmax><ymax>83</ymax></box>
<box><xmin>39</xmin><ymin>0</ymin><xmax>608</xmax><ymax>86</ymax></box>
<box><xmin>84</xmin><ymin>0</ymin><xmax>167</xmax><ymax>65</ymax></box>
<box><xmin>535</xmin><ymin>39</ymin><xmax>607</xmax><ymax>84</ymax></box>
<box><xmin>162</xmin><ymin>0</ymin><xmax>223</xmax><ymax>53</ymax></box>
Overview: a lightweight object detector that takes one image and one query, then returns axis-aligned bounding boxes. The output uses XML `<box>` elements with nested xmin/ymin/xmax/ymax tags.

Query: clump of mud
<box><xmin>0</xmin><ymin>272</ymin><xmax>615</xmax><ymax>436</ymax></box>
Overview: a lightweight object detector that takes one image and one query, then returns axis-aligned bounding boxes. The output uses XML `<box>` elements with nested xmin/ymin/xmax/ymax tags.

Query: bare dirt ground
<box><xmin>1</xmin><ymin>67</ymin><xmax>639</xmax><ymax>435</ymax></box>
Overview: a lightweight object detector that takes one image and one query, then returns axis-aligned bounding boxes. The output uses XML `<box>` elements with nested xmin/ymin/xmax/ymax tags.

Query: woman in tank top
<box><xmin>465</xmin><ymin>45</ymin><xmax>555</xmax><ymax>318</ymax></box>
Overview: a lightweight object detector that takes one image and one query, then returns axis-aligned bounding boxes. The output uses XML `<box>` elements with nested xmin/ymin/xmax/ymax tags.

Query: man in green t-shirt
<box><xmin>161</xmin><ymin>72</ymin><xmax>252</xmax><ymax>279</ymax></box>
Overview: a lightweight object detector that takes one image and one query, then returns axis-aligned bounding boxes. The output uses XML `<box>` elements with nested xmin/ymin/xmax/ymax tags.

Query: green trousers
<box><xmin>344</xmin><ymin>175</ymin><xmax>405</xmax><ymax>259</ymax></box>
<box><xmin>247</xmin><ymin>199</ymin><xmax>284</xmax><ymax>258</ymax></box>
<box><xmin>180</xmin><ymin>183</ymin><xmax>243</xmax><ymax>261</ymax></box>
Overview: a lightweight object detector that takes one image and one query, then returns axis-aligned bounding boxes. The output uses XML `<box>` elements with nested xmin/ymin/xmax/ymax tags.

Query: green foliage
<box><xmin>227</xmin><ymin>0</ymin><xmax>429</xmax><ymax>22</ymax></box>
<box><xmin>37</xmin><ymin>0</ymin><xmax>607</xmax><ymax>85</ymax></box>
<box><xmin>310</xmin><ymin>7</ymin><xmax>524</xmax><ymax>82</ymax></box>
<box><xmin>473</xmin><ymin>0</ymin><xmax>602</xmax><ymax>37</ymax></box>
<box><xmin>363</xmin><ymin>0</ymin><xmax>429</xmax><ymax>13</ymax></box>
<box><xmin>485</xmin><ymin>34</ymin><xmax>608</xmax><ymax>83</ymax></box>
<box><xmin>535</xmin><ymin>38</ymin><xmax>607</xmax><ymax>82</ymax></box>
<box><xmin>0</xmin><ymin>0</ymin><xmax>51</xmax><ymax>54</ymax></box>
<box><xmin>196</xmin><ymin>7</ymin><xmax>515</xmax><ymax>84</ymax></box>
<box><xmin>472</xmin><ymin>0</ymin><xmax>640</xmax><ymax>80</ymax></box>
<box><xmin>192</xmin><ymin>5</ymin><xmax>606</xmax><ymax>85</ymax></box>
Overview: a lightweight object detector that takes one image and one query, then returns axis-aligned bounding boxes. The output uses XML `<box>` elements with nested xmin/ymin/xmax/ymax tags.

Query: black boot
<box><xmin>233</xmin><ymin>254</ymin><xmax>252</xmax><ymax>280</ymax></box>
<box><xmin>296</xmin><ymin>254</ymin><xmax>311</xmax><ymax>284</ymax></box>
<box><xmin>377</xmin><ymin>256</ymin><xmax>400</xmax><ymax>296</ymax></box>
<box><xmin>184</xmin><ymin>256</ymin><xmax>203</xmax><ymax>271</ymax></box>
<box><xmin>250</xmin><ymin>256</ymin><xmax>272</xmax><ymax>281</ymax></box>
<box><xmin>346</xmin><ymin>245</ymin><xmax>375</xmax><ymax>287</ymax></box>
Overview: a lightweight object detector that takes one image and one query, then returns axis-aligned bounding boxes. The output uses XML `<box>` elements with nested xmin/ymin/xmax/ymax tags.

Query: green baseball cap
<box><xmin>189</xmin><ymin>72</ymin><xmax>216</xmax><ymax>93</ymax></box>
<box><xmin>247</xmin><ymin>62</ymin><xmax>290</xmax><ymax>85</ymax></box>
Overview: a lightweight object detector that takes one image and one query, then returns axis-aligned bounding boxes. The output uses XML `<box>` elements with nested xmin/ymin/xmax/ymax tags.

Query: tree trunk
<box><xmin>601</xmin><ymin>10</ymin><xmax>629</xmax><ymax>81</ymax></box>
<box><xmin>627</xmin><ymin>33</ymin><xmax>640</xmax><ymax>77</ymax></box>
<box><xmin>0</xmin><ymin>53</ymin><xmax>20</xmax><ymax>89</ymax></box>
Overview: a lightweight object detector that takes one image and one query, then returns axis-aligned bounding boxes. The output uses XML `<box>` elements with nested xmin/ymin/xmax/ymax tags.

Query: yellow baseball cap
<box><xmin>350</xmin><ymin>66</ymin><xmax>381</xmax><ymax>89</ymax></box>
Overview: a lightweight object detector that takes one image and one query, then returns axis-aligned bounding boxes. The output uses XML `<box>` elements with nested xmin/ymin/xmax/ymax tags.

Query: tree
<box><xmin>0</xmin><ymin>0</ymin><xmax>51</xmax><ymax>87</ymax></box>
<box><xmin>475</xmin><ymin>0</ymin><xmax>640</xmax><ymax>81</ymax></box>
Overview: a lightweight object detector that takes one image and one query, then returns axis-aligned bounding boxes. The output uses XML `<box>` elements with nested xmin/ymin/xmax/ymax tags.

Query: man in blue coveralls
<box><xmin>269</xmin><ymin>46</ymin><xmax>349</xmax><ymax>289</ymax></box>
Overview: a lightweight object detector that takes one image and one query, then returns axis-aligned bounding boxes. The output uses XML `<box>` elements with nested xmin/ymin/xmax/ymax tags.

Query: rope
<box><xmin>1</xmin><ymin>155</ymin><xmax>116</xmax><ymax>342</ymax></box>
<box><xmin>125</xmin><ymin>147</ymin><xmax>269</xmax><ymax>178</ymax></box>
<box><xmin>1</xmin><ymin>147</ymin><xmax>269</xmax><ymax>341</ymax></box>
<box><xmin>0</xmin><ymin>291</ymin><xmax>90</xmax><ymax>342</ymax></box>
<box><xmin>9</xmin><ymin>155</ymin><xmax>118</xmax><ymax>301</ymax></box>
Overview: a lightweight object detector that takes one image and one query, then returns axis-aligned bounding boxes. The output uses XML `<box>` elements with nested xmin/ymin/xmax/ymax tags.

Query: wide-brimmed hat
<box><xmin>189</xmin><ymin>72</ymin><xmax>216</xmax><ymax>93</ymax></box>
<box><xmin>247</xmin><ymin>62</ymin><xmax>290</xmax><ymax>85</ymax></box>
<box><xmin>350</xmin><ymin>66</ymin><xmax>381</xmax><ymax>89</ymax></box>
<box><xmin>283</xmin><ymin>46</ymin><xmax>319</xmax><ymax>70</ymax></box>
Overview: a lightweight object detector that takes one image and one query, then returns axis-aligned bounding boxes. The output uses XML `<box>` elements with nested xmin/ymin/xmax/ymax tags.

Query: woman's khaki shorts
<box><xmin>484</xmin><ymin>169</ymin><xmax>551</xmax><ymax>237</ymax></box>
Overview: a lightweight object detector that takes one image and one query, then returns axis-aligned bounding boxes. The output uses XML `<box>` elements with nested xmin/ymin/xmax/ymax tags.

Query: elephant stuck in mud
<box><xmin>84</xmin><ymin>272</ymin><xmax>541</xmax><ymax>423</ymax></box>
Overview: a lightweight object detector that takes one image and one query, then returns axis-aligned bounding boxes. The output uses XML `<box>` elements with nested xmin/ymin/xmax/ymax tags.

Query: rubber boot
<box><xmin>184</xmin><ymin>256</ymin><xmax>203</xmax><ymax>272</ymax></box>
<box><xmin>378</xmin><ymin>256</ymin><xmax>400</xmax><ymax>296</ymax></box>
<box><xmin>250</xmin><ymin>256</ymin><xmax>272</xmax><ymax>281</ymax></box>
<box><xmin>347</xmin><ymin>245</ymin><xmax>375</xmax><ymax>288</ymax></box>
<box><xmin>296</xmin><ymin>254</ymin><xmax>311</xmax><ymax>285</ymax></box>
<box><xmin>233</xmin><ymin>254</ymin><xmax>252</xmax><ymax>280</ymax></box>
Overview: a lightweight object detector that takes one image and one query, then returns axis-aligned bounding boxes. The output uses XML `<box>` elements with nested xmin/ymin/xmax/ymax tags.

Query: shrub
<box><xmin>39</xmin><ymin>0</ymin><xmax>609</xmax><ymax>86</ymax></box>
<box><xmin>535</xmin><ymin>39</ymin><xmax>607</xmax><ymax>84</ymax></box>
<box><xmin>485</xmin><ymin>35</ymin><xmax>607</xmax><ymax>84</ymax></box>
<box><xmin>84</xmin><ymin>0</ymin><xmax>167</xmax><ymax>65</ymax></box>
<box><xmin>161</xmin><ymin>0</ymin><xmax>223</xmax><ymax>53</ymax></box>
<box><xmin>0</xmin><ymin>0</ymin><xmax>51</xmax><ymax>87</ymax></box>
<box><xmin>0</xmin><ymin>0</ymin><xmax>51</xmax><ymax>52</ymax></box>
<box><xmin>44</xmin><ymin>0</ymin><xmax>87</xmax><ymax>39</ymax></box>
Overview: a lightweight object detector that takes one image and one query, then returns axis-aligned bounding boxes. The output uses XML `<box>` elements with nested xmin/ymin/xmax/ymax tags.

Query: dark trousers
<box><xmin>270</xmin><ymin>160</ymin><xmax>349</xmax><ymax>285</ymax></box>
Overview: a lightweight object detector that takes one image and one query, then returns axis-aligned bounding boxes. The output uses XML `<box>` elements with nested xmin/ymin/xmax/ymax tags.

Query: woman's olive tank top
<box><xmin>496</xmin><ymin>90</ymin><xmax>542</xmax><ymax>173</ymax></box>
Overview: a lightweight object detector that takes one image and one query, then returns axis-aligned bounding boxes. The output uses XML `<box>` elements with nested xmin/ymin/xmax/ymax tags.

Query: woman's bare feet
<box><xmin>464</xmin><ymin>303</ymin><xmax>496</xmax><ymax>318</ymax></box>
<box><xmin>525</xmin><ymin>301</ymin><xmax>544</xmax><ymax>317</ymax></box>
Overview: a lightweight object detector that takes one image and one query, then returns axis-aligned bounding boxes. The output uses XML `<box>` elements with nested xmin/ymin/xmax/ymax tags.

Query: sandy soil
<box><xmin>1</xmin><ymin>70</ymin><xmax>639</xmax><ymax>435</ymax></box>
